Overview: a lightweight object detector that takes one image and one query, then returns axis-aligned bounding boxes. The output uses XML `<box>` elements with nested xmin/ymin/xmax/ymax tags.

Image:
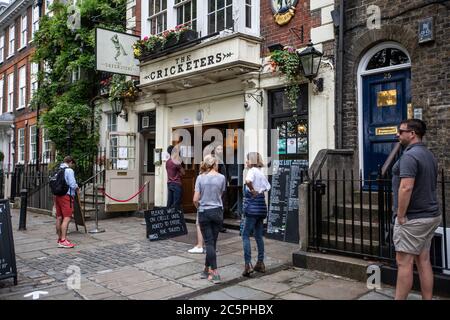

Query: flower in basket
<box><xmin>109</xmin><ymin>75</ymin><xmax>139</xmax><ymax>102</ymax></box>
<box><xmin>133</xmin><ymin>35</ymin><xmax>164</xmax><ymax>58</ymax></box>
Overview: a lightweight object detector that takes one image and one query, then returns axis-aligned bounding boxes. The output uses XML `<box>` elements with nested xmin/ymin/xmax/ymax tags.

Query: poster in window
<box><xmin>297</xmin><ymin>137</ymin><xmax>308</xmax><ymax>153</ymax></box>
<box><xmin>286</xmin><ymin>138</ymin><xmax>296</xmax><ymax>154</ymax></box>
<box><xmin>277</xmin><ymin>139</ymin><xmax>286</xmax><ymax>154</ymax></box>
<box><xmin>117</xmin><ymin>160</ymin><xmax>129</xmax><ymax>169</ymax></box>
<box><xmin>118</xmin><ymin>147</ymin><xmax>128</xmax><ymax>159</ymax></box>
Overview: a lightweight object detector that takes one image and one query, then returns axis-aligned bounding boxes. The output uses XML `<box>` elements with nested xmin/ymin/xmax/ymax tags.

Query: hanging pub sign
<box><xmin>96</xmin><ymin>28</ymin><xmax>140</xmax><ymax>76</ymax></box>
<box><xmin>270</xmin><ymin>0</ymin><xmax>299</xmax><ymax>26</ymax></box>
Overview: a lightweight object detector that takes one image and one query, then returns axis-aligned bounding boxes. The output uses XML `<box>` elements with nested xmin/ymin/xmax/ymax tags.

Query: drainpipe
<box><xmin>336</xmin><ymin>0</ymin><xmax>344</xmax><ymax>149</ymax></box>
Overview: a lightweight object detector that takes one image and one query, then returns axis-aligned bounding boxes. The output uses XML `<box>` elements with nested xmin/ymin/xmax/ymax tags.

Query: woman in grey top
<box><xmin>193</xmin><ymin>155</ymin><xmax>226</xmax><ymax>284</ymax></box>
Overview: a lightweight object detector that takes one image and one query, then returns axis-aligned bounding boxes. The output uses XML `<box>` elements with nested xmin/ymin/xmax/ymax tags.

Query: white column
<box><xmin>154</xmin><ymin>97</ymin><xmax>169</xmax><ymax>207</ymax></box>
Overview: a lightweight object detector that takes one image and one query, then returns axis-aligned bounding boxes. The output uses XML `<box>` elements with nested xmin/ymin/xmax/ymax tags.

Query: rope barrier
<box><xmin>99</xmin><ymin>180</ymin><xmax>149</xmax><ymax>203</ymax></box>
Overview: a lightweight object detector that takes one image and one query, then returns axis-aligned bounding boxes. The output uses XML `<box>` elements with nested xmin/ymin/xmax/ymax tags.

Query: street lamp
<box><xmin>110</xmin><ymin>99</ymin><xmax>123</xmax><ymax>116</ymax></box>
<box><xmin>298</xmin><ymin>41</ymin><xmax>323</xmax><ymax>82</ymax></box>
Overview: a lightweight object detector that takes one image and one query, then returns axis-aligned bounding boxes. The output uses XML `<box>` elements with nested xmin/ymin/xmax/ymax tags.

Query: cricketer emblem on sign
<box><xmin>270</xmin><ymin>0</ymin><xmax>299</xmax><ymax>26</ymax></box>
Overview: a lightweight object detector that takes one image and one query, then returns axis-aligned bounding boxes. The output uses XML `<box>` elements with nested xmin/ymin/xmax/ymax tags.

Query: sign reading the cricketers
<box><xmin>96</xmin><ymin>28</ymin><xmax>140</xmax><ymax>76</ymax></box>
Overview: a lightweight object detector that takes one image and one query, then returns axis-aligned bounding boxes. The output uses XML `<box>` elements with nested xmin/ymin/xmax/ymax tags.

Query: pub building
<box><xmin>100</xmin><ymin>0</ymin><xmax>336</xmax><ymax>228</ymax></box>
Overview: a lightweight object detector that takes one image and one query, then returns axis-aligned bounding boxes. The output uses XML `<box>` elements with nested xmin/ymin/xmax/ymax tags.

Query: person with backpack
<box><xmin>51</xmin><ymin>156</ymin><xmax>79</xmax><ymax>248</ymax></box>
<box><xmin>241</xmin><ymin>152</ymin><xmax>271</xmax><ymax>277</ymax></box>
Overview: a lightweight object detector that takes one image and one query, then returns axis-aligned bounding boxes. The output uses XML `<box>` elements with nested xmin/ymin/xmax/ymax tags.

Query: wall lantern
<box><xmin>110</xmin><ymin>98</ymin><xmax>123</xmax><ymax>115</ymax></box>
<box><xmin>298</xmin><ymin>41</ymin><xmax>324</xmax><ymax>92</ymax></box>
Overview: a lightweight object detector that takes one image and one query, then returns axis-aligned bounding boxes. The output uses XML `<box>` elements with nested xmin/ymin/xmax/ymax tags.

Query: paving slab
<box><xmin>278</xmin><ymin>292</ymin><xmax>320</xmax><ymax>300</ymax></box>
<box><xmin>135</xmin><ymin>256</ymin><xmax>193</xmax><ymax>272</ymax></box>
<box><xmin>239</xmin><ymin>278</ymin><xmax>292</xmax><ymax>295</ymax></box>
<box><xmin>127</xmin><ymin>283</ymin><xmax>194</xmax><ymax>300</ymax></box>
<box><xmin>296</xmin><ymin>277</ymin><xmax>370</xmax><ymax>300</ymax></box>
<box><xmin>221</xmin><ymin>285</ymin><xmax>274</xmax><ymax>300</ymax></box>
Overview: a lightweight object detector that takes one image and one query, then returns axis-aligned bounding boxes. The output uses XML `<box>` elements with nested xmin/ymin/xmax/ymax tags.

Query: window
<box><xmin>8</xmin><ymin>25</ymin><xmax>15</xmax><ymax>56</ymax></box>
<box><xmin>109</xmin><ymin>133</ymin><xmax>136</xmax><ymax>170</ymax></box>
<box><xmin>175</xmin><ymin>0</ymin><xmax>197</xmax><ymax>31</ymax></box>
<box><xmin>45</xmin><ymin>0</ymin><xmax>53</xmax><ymax>16</ymax></box>
<box><xmin>18</xmin><ymin>66</ymin><xmax>26</xmax><ymax>109</ymax></box>
<box><xmin>18</xmin><ymin>128</ymin><xmax>25</xmax><ymax>163</ymax></box>
<box><xmin>42</xmin><ymin>128</ymin><xmax>52</xmax><ymax>163</ymax></box>
<box><xmin>207</xmin><ymin>0</ymin><xmax>233</xmax><ymax>34</ymax></box>
<box><xmin>20</xmin><ymin>15</ymin><xmax>27</xmax><ymax>48</ymax></box>
<box><xmin>7</xmin><ymin>73</ymin><xmax>14</xmax><ymax>112</ymax></box>
<box><xmin>29</xmin><ymin>125</ymin><xmax>37</xmax><ymax>163</ymax></box>
<box><xmin>71</xmin><ymin>66</ymin><xmax>81</xmax><ymax>82</ymax></box>
<box><xmin>366</xmin><ymin>48</ymin><xmax>410</xmax><ymax>70</ymax></box>
<box><xmin>30</xmin><ymin>62</ymin><xmax>38</xmax><ymax>100</ymax></box>
<box><xmin>0</xmin><ymin>78</ymin><xmax>3</xmax><ymax>115</ymax></box>
<box><xmin>32</xmin><ymin>5</ymin><xmax>39</xmax><ymax>38</ymax></box>
<box><xmin>245</xmin><ymin>0</ymin><xmax>252</xmax><ymax>28</ymax></box>
<box><xmin>0</xmin><ymin>35</ymin><xmax>4</xmax><ymax>63</ymax></box>
<box><xmin>149</xmin><ymin>0</ymin><xmax>167</xmax><ymax>35</ymax></box>
<box><xmin>108</xmin><ymin>113</ymin><xmax>118</xmax><ymax>164</ymax></box>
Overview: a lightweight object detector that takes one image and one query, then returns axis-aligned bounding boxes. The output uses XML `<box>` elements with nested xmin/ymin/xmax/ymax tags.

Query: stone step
<box><xmin>322</xmin><ymin>218</ymin><xmax>381</xmax><ymax>241</ymax></box>
<box><xmin>320</xmin><ymin>234</ymin><xmax>381</xmax><ymax>254</ymax></box>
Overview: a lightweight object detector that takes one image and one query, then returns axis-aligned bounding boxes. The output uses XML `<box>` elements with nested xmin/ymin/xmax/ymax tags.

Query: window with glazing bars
<box><xmin>207</xmin><ymin>0</ymin><xmax>233</xmax><ymax>34</ymax></box>
<box><xmin>42</xmin><ymin>128</ymin><xmax>52</xmax><ymax>163</ymax></box>
<box><xmin>30</xmin><ymin>125</ymin><xmax>36</xmax><ymax>162</ymax></box>
<box><xmin>18</xmin><ymin>128</ymin><xmax>25</xmax><ymax>163</ymax></box>
<box><xmin>149</xmin><ymin>0</ymin><xmax>167</xmax><ymax>35</ymax></box>
<box><xmin>175</xmin><ymin>0</ymin><xmax>197</xmax><ymax>31</ymax></box>
<box><xmin>245</xmin><ymin>0</ymin><xmax>252</xmax><ymax>28</ymax></box>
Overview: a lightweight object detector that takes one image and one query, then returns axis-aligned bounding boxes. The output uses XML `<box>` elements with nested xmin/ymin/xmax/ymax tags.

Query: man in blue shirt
<box><xmin>55</xmin><ymin>156</ymin><xmax>79</xmax><ymax>248</ymax></box>
<box><xmin>392</xmin><ymin>119</ymin><xmax>441</xmax><ymax>300</ymax></box>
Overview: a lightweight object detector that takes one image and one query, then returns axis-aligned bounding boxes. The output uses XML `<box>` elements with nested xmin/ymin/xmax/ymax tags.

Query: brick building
<box><xmin>335</xmin><ymin>0</ymin><xmax>450</xmax><ymax>178</ymax></box>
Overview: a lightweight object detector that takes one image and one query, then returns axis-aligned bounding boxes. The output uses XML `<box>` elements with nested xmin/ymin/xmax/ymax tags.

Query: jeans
<box><xmin>242</xmin><ymin>215</ymin><xmax>265</xmax><ymax>264</ymax></box>
<box><xmin>199</xmin><ymin>207</ymin><xmax>223</xmax><ymax>270</ymax></box>
<box><xmin>167</xmin><ymin>183</ymin><xmax>182</xmax><ymax>210</ymax></box>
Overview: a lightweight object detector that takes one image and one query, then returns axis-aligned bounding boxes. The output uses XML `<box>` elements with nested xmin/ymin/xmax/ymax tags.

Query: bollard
<box><xmin>18</xmin><ymin>189</ymin><xmax>28</xmax><ymax>231</ymax></box>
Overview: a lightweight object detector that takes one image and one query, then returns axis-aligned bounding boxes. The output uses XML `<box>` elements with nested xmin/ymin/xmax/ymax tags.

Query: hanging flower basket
<box><xmin>269</xmin><ymin>46</ymin><xmax>304</xmax><ymax>119</ymax></box>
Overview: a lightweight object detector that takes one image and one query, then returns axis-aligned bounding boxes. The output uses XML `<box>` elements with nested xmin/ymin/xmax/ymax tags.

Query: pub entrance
<box><xmin>173</xmin><ymin>121</ymin><xmax>244</xmax><ymax>219</ymax></box>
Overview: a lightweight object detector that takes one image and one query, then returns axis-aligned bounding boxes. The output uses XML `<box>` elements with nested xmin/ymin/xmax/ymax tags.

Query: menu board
<box><xmin>267</xmin><ymin>159</ymin><xmax>308</xmax><ymax>243</ymax></box>
<box><xmin>0</xmin><ymin>200</ymin><xmax>18</xmax><ymax>285</ymax></box>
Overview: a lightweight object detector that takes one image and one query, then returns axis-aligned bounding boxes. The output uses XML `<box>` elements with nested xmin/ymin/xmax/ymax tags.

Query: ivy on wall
<box><xmin>31</xmin><ymin>0</ymin><xmax>126</xmax><ymax>176</ymax></box>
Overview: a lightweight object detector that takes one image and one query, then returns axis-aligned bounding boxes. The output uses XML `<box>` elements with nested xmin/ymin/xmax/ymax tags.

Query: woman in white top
<box><xmin>241</xmin><ymin>152</ymin><xmax>271</xmax><ymax>277</ymax></box>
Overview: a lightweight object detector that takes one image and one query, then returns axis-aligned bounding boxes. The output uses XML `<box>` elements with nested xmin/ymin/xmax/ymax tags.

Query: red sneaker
<box><xmin>58</xmin><ymin>239</ymin><xmax>75</xmax><ymax>248</ymax></box>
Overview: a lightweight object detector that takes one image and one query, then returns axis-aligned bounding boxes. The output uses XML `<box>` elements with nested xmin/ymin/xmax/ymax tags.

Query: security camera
<box><xmin>244</xmin><ymin>102</ymin><xmax>250</xmax><ymax>111</ymax></box>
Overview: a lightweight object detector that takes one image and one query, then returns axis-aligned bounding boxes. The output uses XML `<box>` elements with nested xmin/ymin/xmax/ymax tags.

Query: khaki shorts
<box><xmin>393</xmin><ymin>215</ymin><xmax>441</xmax><ymax>255</ymax></box>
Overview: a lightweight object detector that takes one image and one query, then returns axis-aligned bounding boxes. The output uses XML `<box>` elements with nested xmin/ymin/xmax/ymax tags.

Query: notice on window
<box><xmin>286</xmin><ymin>138</ymin><xmax>296</xmax><ymax>154</ymax></box>
<box><xmin>117</xmin><ymin>160</ymin><xmax>129</xmax><ymax>169</ymax></box>
<box><xmin>118</xmin><ymin>147</ymin><xmax>128</xmax><ymax>159</ymax></box>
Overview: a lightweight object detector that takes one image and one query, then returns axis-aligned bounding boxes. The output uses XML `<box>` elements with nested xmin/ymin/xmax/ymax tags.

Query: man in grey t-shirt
<box><xmin>392</xmin><ymin>119</ymin><xmax>441</xmax><ymax>300</ymax></box>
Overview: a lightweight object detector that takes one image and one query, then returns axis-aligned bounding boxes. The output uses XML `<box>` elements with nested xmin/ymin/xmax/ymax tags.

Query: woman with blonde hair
<box><xmin>242</xmin><ymin>152</ymin><xmax>271</xmax><ymax>277</ymax></box>
<box><xmin>193</xmin><ymin>155</ymin><xmax>226</xmax><ymax>283</ymax></box>
<box><xmin>188</xmin><ymin>162</ymin><xmax>207</xmax><ymax>254</ymax></box>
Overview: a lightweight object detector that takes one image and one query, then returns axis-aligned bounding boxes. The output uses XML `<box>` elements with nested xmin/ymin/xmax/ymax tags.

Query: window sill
<box><xmin>18</xmin><ymin>45</ymin><xmax>27</xmax><ymax>52</ymax></box>
<box><xmin>16</xmin><ymin>106</ymin><xmax>26</xmax><ymax>111</ymax></box>
<box><xmin>6</xmin><ymin>54</ymin><xmax>14</xmax><ymax>60</ymax></box>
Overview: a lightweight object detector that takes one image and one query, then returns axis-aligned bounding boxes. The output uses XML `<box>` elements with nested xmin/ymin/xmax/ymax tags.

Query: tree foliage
<box><xmin>32</xmin><ymin>0</ymin><xmax>126</xmax><ymax>177</ymax></box>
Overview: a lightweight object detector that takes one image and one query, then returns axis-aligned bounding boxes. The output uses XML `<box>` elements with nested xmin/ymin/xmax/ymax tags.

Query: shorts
<box><xmin>54</xmin><ymin>195</ymin><xmax>74</xmax><ymax>218</ymax></box>
<box><xmin>393</xmin><ymin>215</ymin><xmax>441</xmax><ymax>255</ymax></box>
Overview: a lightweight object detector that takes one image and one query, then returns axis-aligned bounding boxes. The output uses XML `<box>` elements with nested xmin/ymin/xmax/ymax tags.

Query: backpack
<box><xmin>49</xmin><ymin>167</ymin><xmax>69</xmax><ymax>196</ymax></box>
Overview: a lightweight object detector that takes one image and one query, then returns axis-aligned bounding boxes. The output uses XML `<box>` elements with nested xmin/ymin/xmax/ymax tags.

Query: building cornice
<box><xmin>0</xmin><ymin>0</ymin><xmax>33</xmax><ymax>28</ymax></box>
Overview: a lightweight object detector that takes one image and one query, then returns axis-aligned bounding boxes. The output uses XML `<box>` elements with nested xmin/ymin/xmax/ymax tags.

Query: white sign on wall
<box><xmin>96</xmin><ymin>28</ymin><xmax>140</xmax><ymax>76</ymax></box>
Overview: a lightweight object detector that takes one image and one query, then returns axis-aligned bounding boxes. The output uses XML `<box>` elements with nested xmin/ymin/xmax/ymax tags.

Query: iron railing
<box><xmin>308</xmin><ymin>168</ymin><xmax>449</xmax><ymax>275</ymax></box>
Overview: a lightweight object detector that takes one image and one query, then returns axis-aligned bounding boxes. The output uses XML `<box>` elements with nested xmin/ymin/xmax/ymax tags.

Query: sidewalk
<box><xmin>0</xmin><ymin>209</ymin><xmax>446</xmax><ymax>300</ymax></box>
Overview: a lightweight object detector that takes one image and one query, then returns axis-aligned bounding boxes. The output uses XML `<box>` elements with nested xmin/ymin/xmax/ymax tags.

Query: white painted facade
<box><xmin>100</xmin><ymin>0</ymin><xmax>336</xmax><ymax>210</ymax></box>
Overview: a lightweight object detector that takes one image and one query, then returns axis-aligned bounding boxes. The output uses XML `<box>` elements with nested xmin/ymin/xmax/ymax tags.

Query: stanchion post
<box><xmin>89</xmin><ymin>185</ymin><xmax>105</xmax><ymax>233</ymax></box>
<box><xmin>18</xmin><ymin>189</ymin><xmax>28</xmax><ymax>231</ymax></box>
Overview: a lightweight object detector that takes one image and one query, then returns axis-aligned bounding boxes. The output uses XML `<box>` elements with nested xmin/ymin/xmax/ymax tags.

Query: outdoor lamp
<box><xmin>298</xmin><ymin>41</ymin><xmax>323</xmax><ymax>81</ymax></box>
<box><xmin>110</xmin><ymin>99</ymin><xmax>123</xmax><ymax>116</ymax></box>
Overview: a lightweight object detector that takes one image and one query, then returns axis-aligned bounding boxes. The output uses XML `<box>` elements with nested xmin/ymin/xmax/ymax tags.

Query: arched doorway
<box><xmin>357</xmin><ymin>42</ymin><xmax>411</xmax><ymax>182</ymax></box>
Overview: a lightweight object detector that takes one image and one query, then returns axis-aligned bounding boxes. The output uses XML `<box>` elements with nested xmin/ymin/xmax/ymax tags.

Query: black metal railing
<box><xmin>308</xmin><ymin>168</ymin><xmax>450</xmax><ymax>276</ymax></box>
<box><xmin>9</xmin><ymin>149</ymin><xmax>106</xmax><ymax>212</ymax></box>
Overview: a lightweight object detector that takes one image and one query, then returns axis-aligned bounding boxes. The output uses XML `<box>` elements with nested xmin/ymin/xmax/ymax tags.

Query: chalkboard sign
<box><xmin>0</xmin><ymin>200</ymin><xmax>18</xmax><ymax>285</ymax></box>
<box><xmin>266</xmin><ymin>159</ymin><xmax>308</xmax><ymax>243</ymax></box>
<box><xmin>73</xmin><ymin>192</ymin><xmax>87</xmax><ymax>233</ymax></box>
<box><xmin>144</xmin><ymin>207</ymin><xmax>188</xmax><ymax>241</ymax></box>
